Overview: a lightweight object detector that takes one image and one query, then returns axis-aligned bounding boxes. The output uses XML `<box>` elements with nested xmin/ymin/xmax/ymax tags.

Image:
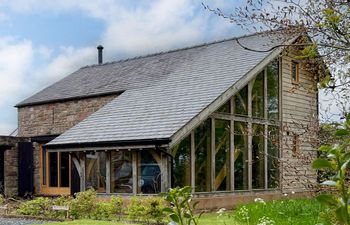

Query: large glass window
<box><xmin>60</xmin><ymin>152</ymin><xmax>70</xmax><ymax>187</ymax></box>
<box><xmin>215</xmin><ymin>119</ymin><xmax>230</xmax><ymax>191</ymax></box>
<box><xmin>111</xmin><ymin>151</ymin><xmax>133</xmax><ymax>193</ymax></box>
<box><xmin>172</xmin><ymin>136</ymin><xmax>191</xmax><ymax>188</ymax></box>
<box><xmin>86</xmin><ymin>152</ymin><xmax>106</xmax><ymax>193</ymax></box>
<box><xmin>217</xmin><ymin>100</ymin><xmax>231</xmax><ymax>114</ymax></box>
<box><xmin>268</xmin><ymin>126</ymin><xmax>279</xmax><ymax>188</ymax></box>
<box><xmin>252</xmin><ymin>124</ymin><xmax>265</xmax><ymax>189</ymax></box>
<box><xmin>195</xmin><ymin>119</ymin><xmax>211</xmax><ymax>192</ymax></box>
<box><xmin>138</xmin><ymin>150</ymin><xmax>161</xmax><ymax>194</ymax></box>
<box><xmin>49</xmin><ymin>152</ymin><xmax>58</xmax><ymax>187</ymax></box>
<box><xmin>252</xmin><ymin>72</ymin><xmax>264</xmax><ymax>118</ymax></box>
<box><xmin>267</xmin><ymin>60</ymin><xmax>279</xmax><ymax>120</ymax></box>
<box><xmin>42</xmin><ymin>148</ymin><xmax>47</xmax><ymax>186</ymax></box>
<box><xmin>234</xmin><ymin>86</ymin><xmax>248</xmax><ymax>116</ymax></box>
<box><xmin>234</xmin><ymin>122</ymin><xmax>248</xmax><ymax>190</ymax></box>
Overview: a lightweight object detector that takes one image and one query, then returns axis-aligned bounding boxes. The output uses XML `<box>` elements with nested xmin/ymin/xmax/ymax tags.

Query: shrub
<box><xmin>17</xmin><ymin>197</ymin><xmax>52</xmax><ymax>217</ymax></box>
<box><xmin>70</xmin><ymin>188</ymin><xmax>97</xmax><ymax>219</ymax></box>
<box><xmin>110</xmin><ymin>196</ymin><xmax>123</xmax><ymax>220</ymax></box>
<box><xmin>127</xmin><ymin>196</ymin><xmax>146</xmax><ymax>222</ymax></box>
<box><xmin>143</xmin><ymin>196</ymin><xmax>166</xmax><ymax>225</ymax></box>
<box><xmin>91</xmin><ymin>201</ymin><xmax>116</xmax><ymax>220</ymax></box>
<box><xmin>0</xmin><ymin>195</ymin><xmax>5</xmax><ymax>205</ymax></box>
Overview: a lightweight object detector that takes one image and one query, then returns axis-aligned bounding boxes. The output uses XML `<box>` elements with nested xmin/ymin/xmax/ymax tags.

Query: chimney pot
<box><xmin>97</xmin><ymin>45</ymin><xmax>104</xmax><ymax>64</ymax></box>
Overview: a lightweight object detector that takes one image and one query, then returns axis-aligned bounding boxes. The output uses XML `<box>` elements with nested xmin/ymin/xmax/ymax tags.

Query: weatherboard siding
<box><xmin>280</xmin><ymin>54</ymin><xmax>318</xmax><ymax>192</ymax></box>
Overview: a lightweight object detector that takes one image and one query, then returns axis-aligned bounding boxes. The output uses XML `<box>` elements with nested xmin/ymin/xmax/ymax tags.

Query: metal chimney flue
<box><xmin>97</xmin><ymin>45</ymin><xmax>104</xmax><ymax>64</ymax></box>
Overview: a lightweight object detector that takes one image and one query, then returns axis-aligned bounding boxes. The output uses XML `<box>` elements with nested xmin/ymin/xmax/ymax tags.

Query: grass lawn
<box><xmin>32</xmin><ymin>198</ymin><xmax>333</xmax><ymax>225</ymax></box>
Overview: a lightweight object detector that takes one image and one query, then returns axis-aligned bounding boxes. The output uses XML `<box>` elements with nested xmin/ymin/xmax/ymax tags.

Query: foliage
<box><xmin>17</xmin><ymin>197</ymin><xmax>52</xmax><ymax>217</ymax></box>
<box><xmin>70</xmin><ymin>188</ymin><xmax>97</xmax><ymax>219</ymax></box>
<box><xmin>91</xmin><ymin>201</ymin><xmax>116</xmax><ymax>220</ymax></box>
<box><xmin>160</xmin><ymin>186</ymin><xmax>202</xmax><ymax>225</ymax></box>
<box><xmin>231</xmin><ymin>198</ymin><xmax>330</xmax><ymax>225</ymax></box>
<box><xmin>0</xmin><ymin>194</ymin><xmax>5</xmax><ymax>205</ymax></box>
<box><xmin>127</xmin><ymin>195</ymin><xmax>166</xmax><ymax>224</ymax></box>
<box><xmin>32</xmin><ymin>220</ymin><xmax>138</xmax><ymax>225</ymax></box>
<box><xmin>110</xmin><ymin>196</ymin><xmax>123</xmax><ymax>220</ymax></box>
<box><xmin>312</xmin><ymin>114</ymin><xmax>350</xmax><ymax>224</ymax></box>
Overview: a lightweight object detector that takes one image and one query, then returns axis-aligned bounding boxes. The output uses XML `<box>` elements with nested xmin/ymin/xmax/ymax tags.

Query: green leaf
<box><xmin>316</xmin><ymin>194</ymin><xmax>338</xmax><ymax>207</ymax></box>
<box><xmin>312</xmin><ymin>158</ymin><xmax>332</xmax><ymax>169</ymax></box>
<box><xmin>341</xmin><ymin>159</ymin><xmax>350</xmax><ymax>171</ymax></box>
<box><xmin>163</xmin><ymin>207</ymin><xmax>174</xmax><ymax>213</ymax></box>
<box><xmin>335</xmin><ymin>129</ymin><xmax>349</xmax><ymax>137</ymax></box>
<box><xmin>170</xmin><ymin>213</ymin><xmax>180</xmax><ymax>223</ymax></box>
<box><xmin>319</xmin><ymin>145</ymin><xmax>332</xmax><ymax>152</ymax></box>
<box><xmin>335</xmin><ymin>206</ymin><xmax>348</xmax><ymax>223</ymax></box>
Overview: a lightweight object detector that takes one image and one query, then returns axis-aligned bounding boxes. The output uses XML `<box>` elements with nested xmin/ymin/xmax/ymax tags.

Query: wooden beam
<box><xmin>132</xmin><ymin>151</ymin><xmax>138</xmax><ymax>194</ymax></box>
<box><xmin>106</xmin><ymin>152</ymin><xmax>111</xmax><ymax>194</ymax></box>
<box><xmin>169</xmin><ymin>36</ymin><xmax>299</xmax><ymax>149</ymax></box>
<box><xmin>80</xmin><ymin>153</ymin><xmax>86</xmax><ymax>192</ymax></box>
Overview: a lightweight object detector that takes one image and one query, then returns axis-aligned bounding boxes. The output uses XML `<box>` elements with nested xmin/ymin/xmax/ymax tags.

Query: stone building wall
<box><xmin>18</xmin><ymin>95</ymin><xmax>118</xmax><ymax>137</ymax></box>
<box><xmin>280</xmin><ymin>54</ymin><xmax>319</xmax><ymax>192</ymax></box>
<box><xmin>0</xmin><ymin>136</ymin><xmax>27</xmax><ymax>197</ymax></box>
<box><xmin>17</xmin><ymin>94</ymin><xmax>118</xmax><ymax>194</ymax></box>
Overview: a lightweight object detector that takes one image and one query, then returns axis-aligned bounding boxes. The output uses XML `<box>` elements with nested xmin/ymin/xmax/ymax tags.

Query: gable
<box><xmin>46</xmin><ymin>32</ymin><xmax>294</xmax><ymax>148</ymax></box>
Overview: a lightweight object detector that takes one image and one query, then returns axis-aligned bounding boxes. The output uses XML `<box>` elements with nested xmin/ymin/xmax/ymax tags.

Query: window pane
<box><xmin>172</xmin><ymin>136</ymin><xmax>191</xmax><ymax>188</ymax></box>
<box><xmin>42</xmin><ymin>148</ymin><xmax>47</xmax><ymax>185</ymax></box>
<box><xmin>292</xmin><ymin>61</ymin><xmax>299</xmax><ymax>82</ymax></box>
<box><xmin>234</xmin><ymin>122</ymin><xmax>248</xmax><ymax>190</ymax></box>
<box><xmin>268</xmin><ymin>126</ymin><xmax>279</xmax><ymax>188</ymax></box>
<box><xmin>49</xmin><ymin>152</ymin><xmax>58</xmax><ymax>187</ymax></box>
<box><xmin>252</xmin><ymin>124</ymin><xmax>265</xmax><ymax>189</ymax></box>
<box><xmin>267</xmin><ymin>60</ymin><xmax>279</xmax><ymax>120</ymax></box>
<box><xmin>60</xmin><ymin>152</ymin><xmax>70</xmax><ymax>187</ymax></box>
<box><xmin>195</xmin><ymin>119</ymin><xmax>211</xmax><ymax>192</ymax></box>
<box><xmin>217</xmin><ymin>100</ymin><xmax>231</xmax><ymax>114</ymax></box>
<box><xmin>111</xmin><ymin>151</ymin><xmax>133</xmax><ymax>193</ymax></box>
<box><xmin>86</xmin><ymin>152</ymin><xmax>106</xmax><ymax>193</ymax></box>
<box><xmin>138</xmin><ymin>150</ymin><xmax>161</xmax><ymax>194</ymax></box>
<box><xmin>234</xmin><ymin>86</ymin><xmax>248</xmax><ymax>116</ymax></box>
<box><xmin>252</xmin><ymin>72</ymin><xmax>264</xmax><ymax>118</ymax></box>
<box><xmin>215</xmin><ymin>119</ymin><xmax>230</xmax><ymax>191</ymax></box>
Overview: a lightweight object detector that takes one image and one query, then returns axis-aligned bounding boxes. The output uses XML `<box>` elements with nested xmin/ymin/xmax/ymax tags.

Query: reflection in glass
<box><xmin>267</xmin><ymin>60</ymin><xmax>279</xmax><ymax>120</ymax></box>
<box><xmin>234</xmin><ymin>86</ymin><xmax>248</xmax><ymax>116</ymax></box>
<box><xmin>60</xmin><ymin>152</ymin><xmax>70</xmax><ymax>187</ymax></box>
<box><xmin>138</xmin><ymin>150</ymin><xmax>161</xmax><ymax>194</ymax></box>
<box><xmin>252</xmin><ymin>72</ymin><xmax>264</xmax><ymax>118</ymax></box>
<box><xmin>111</xmin><ymin>151</ymin><xmax>133</xmax><ymax>193</ymax></box>
<box><xmin>268</xmin><ymin>126</ymin><xmax>279</xmax><ymax>188</ymax></box>
<box><xmin>195</xmin><ymin>119</ymin><xmax>211</xmax><ymax>192</ymax></box>
<box><xmin>217</xmin><ymin>100</ymin><xmax>231</xmax><ymax>114</ymax></box>
<box><xmin>172</xmin><ymin>136</ymin><xmax>191</xmax><ymax>188</ymax></box>
<box><xmin>85</xmin><ymin>152</ymin><xmax>106</xmax><ymax>193</ymax></box>
<box><xmin>215</xmin><ymin>119</ymin><xmax>230</xmax><ymax>191</ymax></box>
<box><xmin>49</xmin><ymin>152</ymin><xmax>58</xmax><ymax>187</ymax></box>
<box><xmin>234</xmin><ymin>122</ymin><xmax>248</xmax><ymax>190</ymax></box>
<box><xmin>252</xmin><ymin>124</ymin><xmax>265</xmax><ymax>189</ymax></box>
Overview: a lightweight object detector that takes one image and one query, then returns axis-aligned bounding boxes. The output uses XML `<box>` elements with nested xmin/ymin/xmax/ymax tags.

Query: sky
<box><xmin>0</xmin><ymin>0</ymin><xmax>245</xmax><ymax>135</ymax></box>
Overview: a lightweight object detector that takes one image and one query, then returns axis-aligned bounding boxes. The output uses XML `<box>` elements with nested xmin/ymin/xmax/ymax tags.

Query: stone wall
<box><xmin>17</xmin><ymin>94</ymin><xmax>118</xmax><ymax>194</ymax></box>
<box><xmin>18</xmin><ymin>95</ymin><xmax>118</xmax><ymax>137</ymax></box>
<box><xmin>280</xmin><ymin>54</ymin><xmax>319</xmax><ymax>192</ymax></box>
<box><xmin>0</xmin><ymin>136</ymin><xmax>27</xmax><ymax>197</ymax></box>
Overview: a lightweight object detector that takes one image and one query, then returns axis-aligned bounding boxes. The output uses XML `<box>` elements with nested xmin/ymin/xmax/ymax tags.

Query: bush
<box><xmin>17</xmin><ymin>197</ymin><xmax>52</xmax><ymax>217</ymax></box>
<box><xmin>110</xmin><ymin>196</ymin><xmax>123</xmax><ymax>220</ymax></box>
<box><xmin>127</xmin><ymin>196</ymin><xmax>145</xmax><ymax>222</ymax></box>
<box><xmin>70</xmin><ymin>188</ymin><xmax>97</xmax><ymax>219</ymax></box>
<box><xmin>0</xmin><ymin>195</ymin><xmax>5</xmax><ymax>205</ymax></box>
<box><xmin>91</xmin><ymin>201</ymin><xmax>116</xmax><ymax>220</ymax></box>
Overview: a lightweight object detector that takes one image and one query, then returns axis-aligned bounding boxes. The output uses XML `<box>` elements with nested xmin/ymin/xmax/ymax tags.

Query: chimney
<box><xmin>97</xmin><ymin>45</ymin><xmax>104</xmax><ymax>64</ymax></box>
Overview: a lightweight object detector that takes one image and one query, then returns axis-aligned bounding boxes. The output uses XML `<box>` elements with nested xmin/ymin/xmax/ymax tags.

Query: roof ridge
<box><xmin>80</xmin><ymin>29</ymin><xmax>277</xmax><ymax>69</ymax></box>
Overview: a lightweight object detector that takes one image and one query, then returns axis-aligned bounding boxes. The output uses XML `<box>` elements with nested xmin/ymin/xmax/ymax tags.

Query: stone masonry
<box><xmin>0</xmin><ymin>136</ymin><xmax>27</xmax><ymax>197</ymax></box>
<box><xmin>17</xmin><ymin>94</ymin><xmax>118</xmax><ymax>194</ymax></box>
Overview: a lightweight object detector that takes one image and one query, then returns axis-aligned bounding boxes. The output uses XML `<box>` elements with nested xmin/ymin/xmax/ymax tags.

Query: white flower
<box><xmin>283</xmin><ymin>193</ymin><xmax>288</xmax><ymax>197</ymax></box>
<box><xmin>257</xmin><ymin>216</ymin><xmax>275</xmax><ymax>225</ymax></box>
<box><xmin>254</xmin><ymin>197</ymin><xmax>266</xmax><ymax>204</ymax></box>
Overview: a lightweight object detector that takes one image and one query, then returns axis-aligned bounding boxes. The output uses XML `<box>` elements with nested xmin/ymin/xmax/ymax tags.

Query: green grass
<box><xmin>32</xmin><ymin>198</ymin><xmax>333</xmax><ymax>225</ymax></box>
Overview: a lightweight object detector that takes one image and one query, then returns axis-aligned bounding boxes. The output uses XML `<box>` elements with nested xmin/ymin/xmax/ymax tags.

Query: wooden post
<box><xmin>80</xmin><ymin>153</ymin><xmax>86</xmax><ymax>192</ymax></box>
<box><xmin>191</xmin><ymin>131</ymin><xmax>195</xmax><ymax>192</ymax></box>
<box><xmin>160</xmin><ymin>151</ymin><xmax>169</xmax><ymax>192</ymax></box>
<box><xmin>132</xmin><ymin>151</ymin><xmax>138</xmax><ymax>194</ymax></box>
<box><xmin>106</xmin><ymin>151</ymin><xmax>111</xmax><ymax>194</ymax></box>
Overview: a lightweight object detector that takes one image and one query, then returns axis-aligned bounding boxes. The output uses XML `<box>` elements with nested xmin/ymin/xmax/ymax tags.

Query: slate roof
<box><xmin>39</xmin><ymin>32</ymin><xmax>288</xmax><ymax>147</ymax></box>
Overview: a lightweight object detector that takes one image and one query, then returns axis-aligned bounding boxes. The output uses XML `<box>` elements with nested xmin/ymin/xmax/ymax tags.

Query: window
<box><xmin>234</xmin><ymin>122</ymin><xmax>248</xmax><ymax>190</ymax></box>
<box><xmin>252</xmin><ymin>71</ymin><xmax>265</xmax><ymax>118</ymax></box>
<box><xmin>291</xmin><ymin>61</ymin><xmax>300</xmax><ymax>84</ymax></box>
<box><xmin>215</xmin><ymin>119</ymin><xmax>230</xmax><ymax>191</ymax></box>
<box><xmin>195</xmin><ymin>119</ymin><xmax>211</xmax><ymax>192</ymax></box>
<box><xmin>234</xmin><ymin>86</ymin><xmax>248</xmax><ymax>116</ymax></box>
<box><xmin>268</xmin><ymin>126</ymin><xmax>279</xmax><ymax>188</ymax></box>
<box><xmin>292</xmin><ymin>134</ymin><xmax>300</xmax><ymax>155</ymax></box>
<box><xmin>217</xmin><ymin>100</ymin><xmax>231</xmax><ymax>114</ymax></box>
<box><xmin>111</xmin><ymin>151</ymin><xmax>133</xmax><ymax>193</ymax></box>
<box><xmin>252</xmin><ymin>124</ymin><xmax>265</xmax><ymax>189</ymax></box>
<box><xmin>172</xmin><ymin>136</ymin><xmax>191</xmax><ymax>188</ymax></box>
<box><xmin>138</xmin><ymin>150</ymin><xmax>161</xmax><ymax>194</ymax></box>
<box><xmin>267</xmin><ymin>60</ymin><xmax>279</xmax><ymax>120</ymax></box>
<box><xmin>85</xmin><ymin>152</ymin><xmax>107</xmax><ymax>193</ymax></box>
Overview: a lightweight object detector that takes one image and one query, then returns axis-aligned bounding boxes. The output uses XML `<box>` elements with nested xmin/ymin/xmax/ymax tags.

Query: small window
<box><xmin>291</xmin><ymin>61</ymin><xmax>300</xmax><ymax>84</ymax></box>
<box><xmin>292</xmin><ymin>134</ymin><xmax>300</xmax><ymax>155</ymax></box>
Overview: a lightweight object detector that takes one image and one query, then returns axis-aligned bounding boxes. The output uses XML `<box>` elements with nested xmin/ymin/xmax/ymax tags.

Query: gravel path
<box><xmin>0</xmin><ymin>217</ymin><xmax>51</xmax><ymax>225</ymax></box>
